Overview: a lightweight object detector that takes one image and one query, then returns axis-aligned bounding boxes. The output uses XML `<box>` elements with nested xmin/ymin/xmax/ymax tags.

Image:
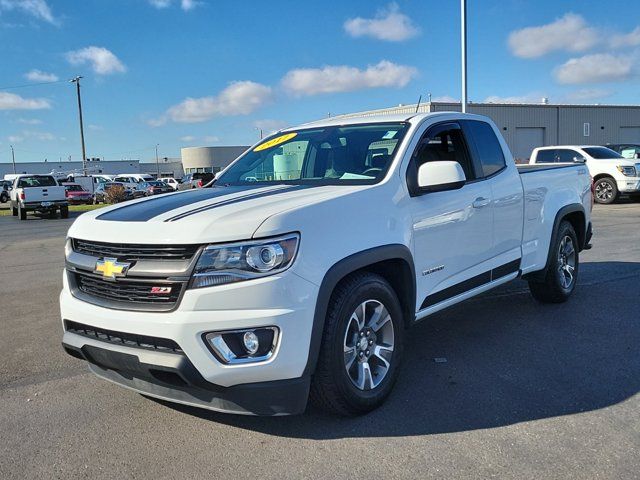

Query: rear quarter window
<box><xmin>464</xmin><ymin>121</ymin><xmax>506</xmax><ymax>177</ymax></box>
<box><xmin>535</xmin><ymin>150</ymin><xmax>556</xmax><ymax>163</ymax></box>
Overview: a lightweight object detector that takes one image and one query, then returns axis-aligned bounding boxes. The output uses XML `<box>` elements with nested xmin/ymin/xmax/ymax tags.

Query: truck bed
<box><xmin>517</xmin><ymin>163</ymin><xmax>581</xmax><ymax>174</ymax></box>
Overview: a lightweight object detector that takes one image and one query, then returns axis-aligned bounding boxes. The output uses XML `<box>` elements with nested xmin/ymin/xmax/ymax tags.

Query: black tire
<box><xmin>18</xmin><ymin>203</ymin><xmax>26</xmax><ymax>220</ymax></box>
<box><xmin>310</xmin><ymin>272</ymin><xmax>404</xmax><ymax>416</ymax></box>
<box><xmin>60</xmin><ymin>206</ymin><xmax>69</xmax><ymax>219</ymax></box>
<box><xmin>12</xmin><ymin>202</ymin><xmax>18</xmax><ymax>216</ymax></box>
<box><xmin>0</xmin><ymin>193</ymin><xmax>7</xmax><ymax>203</ymax></box>
<box><xmin>594</xmin><ymin>177</ymin><xmax>618</xmax><ymax>204</ymax></box>
<box><xmin>528</xmin><ymin>221</ymin><xmax>579</xmax><ymax>303</ymax></box>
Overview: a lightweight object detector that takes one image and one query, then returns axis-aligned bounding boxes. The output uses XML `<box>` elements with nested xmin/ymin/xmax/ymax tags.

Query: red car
<box><xmin>63</xmin><ymin>183</ymin><xmax>93</xmax><ymax>205</ymax></box>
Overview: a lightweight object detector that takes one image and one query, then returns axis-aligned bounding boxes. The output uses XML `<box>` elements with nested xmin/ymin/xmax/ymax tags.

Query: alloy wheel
<box><xmin>557</xmin><ymin>235</ymin><xmax>576</xmax><ymax>289</ymax></box>
<box><xmin>343</xmin><ymin>299</ymin><xmax>395</xmax><ymax>391</ymax></box>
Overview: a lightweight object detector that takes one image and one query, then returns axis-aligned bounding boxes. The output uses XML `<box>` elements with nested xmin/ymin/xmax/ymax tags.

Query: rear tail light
<box><xmin>197</xmin><ymin>180</ymin><xmax>203</xmax><ymax>188</ymax></box>
<box><xmin>20</xmin><ymin>191</ymin><xmax>25</xmax><ymax>200</ymax></box>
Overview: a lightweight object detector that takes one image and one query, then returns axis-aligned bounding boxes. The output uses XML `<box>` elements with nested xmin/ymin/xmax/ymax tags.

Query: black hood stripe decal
<box><xmin>164</xmin><ymin>185</ymin><xmax>303</xmax><ymax>222</ymax></box>
<box><xmin>96</xmin><ymin>185</ymin><xmax>277</xmax><ymax>222</ymax></box>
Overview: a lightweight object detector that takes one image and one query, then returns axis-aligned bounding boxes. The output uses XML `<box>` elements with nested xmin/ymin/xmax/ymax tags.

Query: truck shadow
<box><xmin>160</xmin><ymin>260</ymin><xmax>640</xmax><ymax>439</ymax></box>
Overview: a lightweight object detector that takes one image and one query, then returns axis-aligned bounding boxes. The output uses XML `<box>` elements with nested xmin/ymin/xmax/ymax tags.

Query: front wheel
<box><xmin>528</xmin><ymin>221</ymin><xmax>579</xmax><ymax>303</ymax></box>
<box><xmin>594</xmin><ymin>177</ymin><xmax>618</xmax><ymax>204</ymax></box>
<box><xmin>310</xmin><ymin>272</ymin><xmax>403</xmax><ymax>416</ymax></box>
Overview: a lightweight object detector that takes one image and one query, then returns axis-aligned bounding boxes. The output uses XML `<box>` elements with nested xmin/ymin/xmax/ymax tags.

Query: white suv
<box><xmin>530</xmin><ymin>145</ymin><xmax>640</xmax><ymax>204</ymax></box>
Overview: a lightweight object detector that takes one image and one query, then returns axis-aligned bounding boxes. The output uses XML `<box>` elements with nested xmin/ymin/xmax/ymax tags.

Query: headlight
<box><xmin>65</xmin><ymin>238</ymin><xmax>72</xmax><ymax>258</ymax></box>
<box><xmin>616</xmin><ymin>165</ymin><xmax>637</xmax><ymax>177</ymax></box>
<box><xmin>190</xmin><ymin>233</ymin><xmax>299</xmax><ymax>289</ymax></box>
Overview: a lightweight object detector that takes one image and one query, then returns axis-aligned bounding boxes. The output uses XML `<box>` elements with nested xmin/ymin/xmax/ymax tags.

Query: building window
<box><xmin>583</xmin><ymin>122</ymin><xmax>590</xmax><ymax>137</ymax></box>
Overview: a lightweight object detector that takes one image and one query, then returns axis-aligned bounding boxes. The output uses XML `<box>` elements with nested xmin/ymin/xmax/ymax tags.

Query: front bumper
<box><xmin>62</xmin><ymin>332</ymin><xmax>310</xmax><ymax>415</ymax></box>
<box><xmin>617</xmin><ymin>178</ymin><xmax>640</xmax><ymax>193</ymax></box>
<box><xmin>60</xmin><ymin>270</ymin><xmax>319</xmax><ymax>414</ymax></box>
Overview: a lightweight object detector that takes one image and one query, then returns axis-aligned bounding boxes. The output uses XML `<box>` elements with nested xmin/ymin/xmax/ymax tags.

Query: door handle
<box><xmin>472</xmin><ymin>197</ymin><xmax>490</xmax><ymax>208</ymax></box>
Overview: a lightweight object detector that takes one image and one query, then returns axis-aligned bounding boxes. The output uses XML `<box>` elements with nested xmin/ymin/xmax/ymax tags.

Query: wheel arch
<box><xmin>303</xmin><ymin>244</ymin><xmax>415</xmax><ymax>376</ymax></box>
<box><xmin>523</xmin><ymin>203</ymin><xmax>586</xmax><ymax>282</ymax></box>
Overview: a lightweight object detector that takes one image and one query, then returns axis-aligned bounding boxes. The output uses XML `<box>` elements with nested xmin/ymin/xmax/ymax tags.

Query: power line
<box><xmin>0</xmin><ymin>79</ymin><xmax>68</xmax><ymax>92</ymax></box>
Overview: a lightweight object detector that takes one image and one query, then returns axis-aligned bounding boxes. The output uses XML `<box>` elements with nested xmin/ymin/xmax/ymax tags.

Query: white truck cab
<box><xmin>530</xmin><ymin>145</ymin><xmax>640</xmax><ymax>204</ymax></box>
<box><xmin>113</xmin><ymin>174</ymin><xmax>155</xmax><ymax>192</ymax></box>
<box><xmin>61</xmin><ymin>113</ymin><xmax>593</xmax><ymax>416</ymax></box>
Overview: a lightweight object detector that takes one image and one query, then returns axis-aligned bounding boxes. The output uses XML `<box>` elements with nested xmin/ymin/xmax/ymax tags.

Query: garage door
<box><xmin>619</xmin><ymin>127</ymin><xmax>640</xmax><ymax>143</ymax></box>
<box><xmin>514</xmin><ymin>127</ymin><xmax>545</xmax><ymax>162</ymax></box>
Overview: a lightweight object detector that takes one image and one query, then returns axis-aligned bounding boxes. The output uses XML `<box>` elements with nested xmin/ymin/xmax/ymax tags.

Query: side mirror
<box><xmin>417</xmin><ymin>161</ymin><xmax>466</xmax><ymax>193</ymax></box>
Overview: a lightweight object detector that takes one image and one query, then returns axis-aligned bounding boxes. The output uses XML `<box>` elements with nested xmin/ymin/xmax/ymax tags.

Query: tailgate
<box><xmin>24</xmin><ymin>186</ymin><xmax>66</xmax><ymax>202</ymax></box>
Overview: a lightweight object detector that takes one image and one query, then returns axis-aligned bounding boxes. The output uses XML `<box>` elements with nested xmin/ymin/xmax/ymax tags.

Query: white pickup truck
<box><xmin>61</xmin><ymin>113</ymin><xmax>593</xmax><ymax>416</ymax></box>
<box><xmin>530</xmin><ymin>145</ymin><xmax>640</xmax><ymax>204</ymax></box>
<box><xmin>10</xmin><ymin>174</ymin><xmax>69</xmax><ymax>220</ymax></box>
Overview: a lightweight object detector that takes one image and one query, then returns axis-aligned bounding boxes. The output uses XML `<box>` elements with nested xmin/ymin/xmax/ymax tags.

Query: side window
<box><xmin>536</xmin><ymin>150</ymin><xmax>556</xmax><ymax>163</ymax></box>
<box><xmin>464</xmin><ymin>120</ymin><xmax>506</xmax><ymax>177</ymax></box>
<box><xmin>413</xmin><ymin>125</ymin><xmax>476</xmax><ymax>181</ymax></box>
<box><xmin>556</xmin><ymin>149</ymin><xmax>578</xmax><ymax>163</ymax></box>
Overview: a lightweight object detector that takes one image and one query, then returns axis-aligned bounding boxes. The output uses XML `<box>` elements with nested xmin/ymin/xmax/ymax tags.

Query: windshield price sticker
<box><xmin>253</xmin><ymin>132</ymin><xmax>298</xmax><ymax>152</ymax></box>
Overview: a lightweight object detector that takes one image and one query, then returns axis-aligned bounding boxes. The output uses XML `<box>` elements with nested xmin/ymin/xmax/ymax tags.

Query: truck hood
<box><xmin>68</xmin><ymin>184</ymin><xmax>361</xmax><ymax>244</ymax></box>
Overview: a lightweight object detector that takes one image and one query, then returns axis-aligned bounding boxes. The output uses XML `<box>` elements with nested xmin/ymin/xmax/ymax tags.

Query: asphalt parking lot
<box><xmin>0</xmin><ymin>203</ymin><xmax>638</xmax><ymax>479</ymax></box>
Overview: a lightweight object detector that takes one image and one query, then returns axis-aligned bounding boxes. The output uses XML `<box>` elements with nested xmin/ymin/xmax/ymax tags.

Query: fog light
<box><xmin>243</xmin><ymin>331</ymin><xmax>259</xmax><ymax>355</ymax></box>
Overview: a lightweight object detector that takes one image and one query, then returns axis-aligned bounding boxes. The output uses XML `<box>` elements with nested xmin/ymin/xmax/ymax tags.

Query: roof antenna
<box><xmin>415</xmin><ymin>94</ymin><xmax>422</xmax><ymax>113</ymax></box>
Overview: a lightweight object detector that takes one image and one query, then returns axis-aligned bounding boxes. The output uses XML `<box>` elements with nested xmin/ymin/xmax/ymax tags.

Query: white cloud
<box><xmin>554</xmin><ymin>53</ymin><xmax>633</xmax><ymax>84</ymax></box>
<box><xmin>148</xmin><ymin>0</ymin><xmax>200</xmax><ymax>11</ymax></box>
<box><xmin>180</xmin><ymin>135</ymin><xmax>196</xmax><ymax>142</ymax></box>
<box><xmin>0</xmin><ymin>0</ymin><xmax>58</xmax><ymax>25</ymax></box>
<box><xmin>24</xmin><ymin>69</ymin><xmax>58</xmax><ymax>82</ymax></box>
<box><xmin>88</xmin><ymin>124</ymin><xmax>103</xmax><ymax>131</ymax></box>
<box><xmin>66</xmin><ymin>46</ymin><xmax>126</xmax><ymax>75</ymax></box>
<box><xmin>344</xmin><ymin>2</ymin><xmax>419</xmax><ymax>42</ymax></box>
<box><xmin>0</xmin><ymin>92</ymin><xmax>51</xmax><ymax>110</ymax></box>
<box><xmin>152</xmin><ymin>81</ymin><xmax>272</xmax><ymax>125</ymax></box>
<box><xmin>7</xmin><ymin>130</ymin><xmax>56</xmax><ymax>143</ymax></box>
<box><xmin>254</xmin><ymin>119</ymin><xmax>289</xmax><ymax>135</ymax></box>
<box><xmin>508</xmin><ymin>13</ymin><xmax>599</xmax><ymax>58</ymax></box>
<box><xmin>610</xmin><ymin>26</ymin><xmax>640</xmax><ymax>48</ymax></box>
<box><xmin>281</xmin><ymin>60</ymin><xmax>417</xmax><ymax>97</ymax></box>
<box><xmin>17</xmin><ymin>117</ymin><xmax>42</xmax><ymax>124</ymax></box>
<box><xmin>565</xmin><ymin>88</ymin><xmax>614</xmax><ymax>102</ymax></box>
<box><xmin>203</xmin><ymin>135</ymin><xmax>219</xmax><ymax>143</ymax></box>
<box><xmin>484</xmin><ymin>93</ymin><xmax>547</xmax><ymax>104</ymax></box>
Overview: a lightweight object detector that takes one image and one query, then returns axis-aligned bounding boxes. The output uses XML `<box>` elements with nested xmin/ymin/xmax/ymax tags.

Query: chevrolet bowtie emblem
<box><xmin>95</xmin><ymin>257</ymin><xmax>130</xmax><ymax>280</ymax></box>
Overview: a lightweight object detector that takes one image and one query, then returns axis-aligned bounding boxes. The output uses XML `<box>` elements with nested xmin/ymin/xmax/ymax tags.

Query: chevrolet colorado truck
<box><xmin>61</xmin><ymin>113</ymin><xmax>593</xmax><ymax>416</ymax></box>
<box><xmin>10</xmin><ymin>174</ymin><xmax>68</xmax><ymax>220</ymax></box>
<box><xmin>530</xmin><ymin>145</ymin><xmax>640</xmax><ymax>204</ymax></box>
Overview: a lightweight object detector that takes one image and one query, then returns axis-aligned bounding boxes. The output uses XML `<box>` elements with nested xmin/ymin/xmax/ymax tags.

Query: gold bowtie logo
<box><xmin>95</xmin><ymin>257</ymin><xmax>130</xmax><ymax>279</ymax></box>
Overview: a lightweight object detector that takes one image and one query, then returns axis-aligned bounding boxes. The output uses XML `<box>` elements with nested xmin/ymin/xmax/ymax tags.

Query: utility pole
<box><xmin>155</xmin><ymin>144</ymin><xmax>160</xmax><ymax>177</ymax></box>
<box><xmin>255</xmin><ymin>127</ymin><xmax>263</xmax><ymax>139</ymax></box>
<box><xmin>70</xmin><ymin>76</ymin><xmax>87</xmax><ymax>175</ymax></box>
<box><xmin>10</xmin><ymin>145</ymin><xmax>16</xmax><ymax>174</ymax></box>
<box><xmin>460</xmin><ymin>0</ymin><xmax>468</xmax><ymax>113</ymax></box>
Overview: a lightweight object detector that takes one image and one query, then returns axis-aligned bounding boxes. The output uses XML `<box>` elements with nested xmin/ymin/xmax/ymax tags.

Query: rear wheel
<box><xmin>17</xmin><ymin>203</ymin><xmax>26</xmax><ymax>220</ymax></box>
<box><xmin>594</xmin><ymin>177</ymin><xmax>618</xmax><ymax>204</ymax></box>
<box><xmin>528</xmin><ymin>221</ymin><xmax>579</xmax><ymax>303</ymax></box>
<box><xmin>60</xmin><ymin>206</ymin><xmax>69</xmax><ymax>219</ymax></box>
<box><xmin>310</xmin><ymin>272</ymin><xmax>403</xmax><ymax>416</ymax></box>
<box><xmin>12</xmin><ymin>202</ymin><xmax>18</xmax><ymax>216</ymax></box>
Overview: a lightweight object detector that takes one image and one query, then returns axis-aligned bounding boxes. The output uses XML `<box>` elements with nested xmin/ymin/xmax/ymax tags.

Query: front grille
<box><xmin>74</xmin><ymin>272</ymin><xmax>182</xmax><ymax>309</ymax></box>
<box><xmin>72</xmin><ymin>238</ymin><xmax>199</xmax><ymax>261</ymax></box>
<box><xmin>65</xmin><ymin>320</ymin><xmax>182</xmax><ymax>353</ymax></box>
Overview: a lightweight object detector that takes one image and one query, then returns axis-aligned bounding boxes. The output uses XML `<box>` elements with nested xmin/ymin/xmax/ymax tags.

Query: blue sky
<box><xmin>1</xmin><ymin>0</ymin><xmax>639</xmax><ymax>163</ymax></box>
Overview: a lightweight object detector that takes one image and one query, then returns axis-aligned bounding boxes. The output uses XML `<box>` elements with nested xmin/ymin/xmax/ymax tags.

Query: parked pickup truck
<box><xmin>61</xmin><ymin>113</ymin><xmax>593</xmax><ymax>416</ymax></box>
<box><xmin>10</xmin><ymin>174</ymin><xmax>68</xmax><ymax>220</ymax></box>
<box><xmin>530</xmin><ymin>145</ymin><xmax>640</xmax><ymax>204</ymax></box>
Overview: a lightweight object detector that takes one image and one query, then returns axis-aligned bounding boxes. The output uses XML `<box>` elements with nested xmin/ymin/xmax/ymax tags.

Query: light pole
<box><xmin>155</xmin><ymin>144</ymin><xmax>160</xmax><ymax>178</ymax></box>
<box><xmin>460</xmin><ymin>0</ymin><xmax>468</xmax><ymax>113</ymax></box>
<box><xmin>70</xmin><ymin>76</ymin><xmax>87</xmax><ymax>175</ymax></box>
<box><xmin>10</xmin><ymin>145</ymin><xmax>16</xmax><ymax>174</ymax></box>
<box><xmin>254</xmin><ymin>127</ymin><xmax>263</xmax><ymax>139</ymax></box>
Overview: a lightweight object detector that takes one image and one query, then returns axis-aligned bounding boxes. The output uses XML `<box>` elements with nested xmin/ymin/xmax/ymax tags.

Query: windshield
<box><xmin>583</xmin><ymin>147</ymin><xmax>622</xmax><ymax>159</ymax></box>
<box><xmin>217</xmin><ymin>122</ymin><xmax>410</xmax><ymax>186</ymax></box>
<box><xmin>17</xmin><ymin>176</ymin><xmax>57</xmax><ymax>187</ymax></box>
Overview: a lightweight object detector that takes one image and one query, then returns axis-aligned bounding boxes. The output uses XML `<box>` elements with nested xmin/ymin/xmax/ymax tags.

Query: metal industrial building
<box><xmin>337</xmin><ymin>101</ymin><xmax>640</xmax><ymax>162</ymax></box>
<box><xmin>181</xmin><ymin>146</ymin><xmax>248</xmax><ymax>174</ymax></box>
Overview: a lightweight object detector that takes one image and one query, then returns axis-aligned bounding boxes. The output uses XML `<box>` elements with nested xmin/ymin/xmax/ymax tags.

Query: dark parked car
<box><xmin>93</xmin><ymin>182</ymin><xmax>135</xmax><ymax>204</ymax></box>
<box><xmin>605</xmin><ymin>144</ymin><xmax>640</xmax><ymax>159</ymax></box>
<box><xmin>178</xmin><ymin>172</ymin><xmax>215</xmax><ymax>190</ymax></box>
<box><xmin>140</xmin><ymin>180</ymin><xmax>174</xmax><ymax>196</ymax></box>
<box><xmin>0</xmin><ymin>180</ymin><xmax>11</xmax><ymax>203</ymax></box>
